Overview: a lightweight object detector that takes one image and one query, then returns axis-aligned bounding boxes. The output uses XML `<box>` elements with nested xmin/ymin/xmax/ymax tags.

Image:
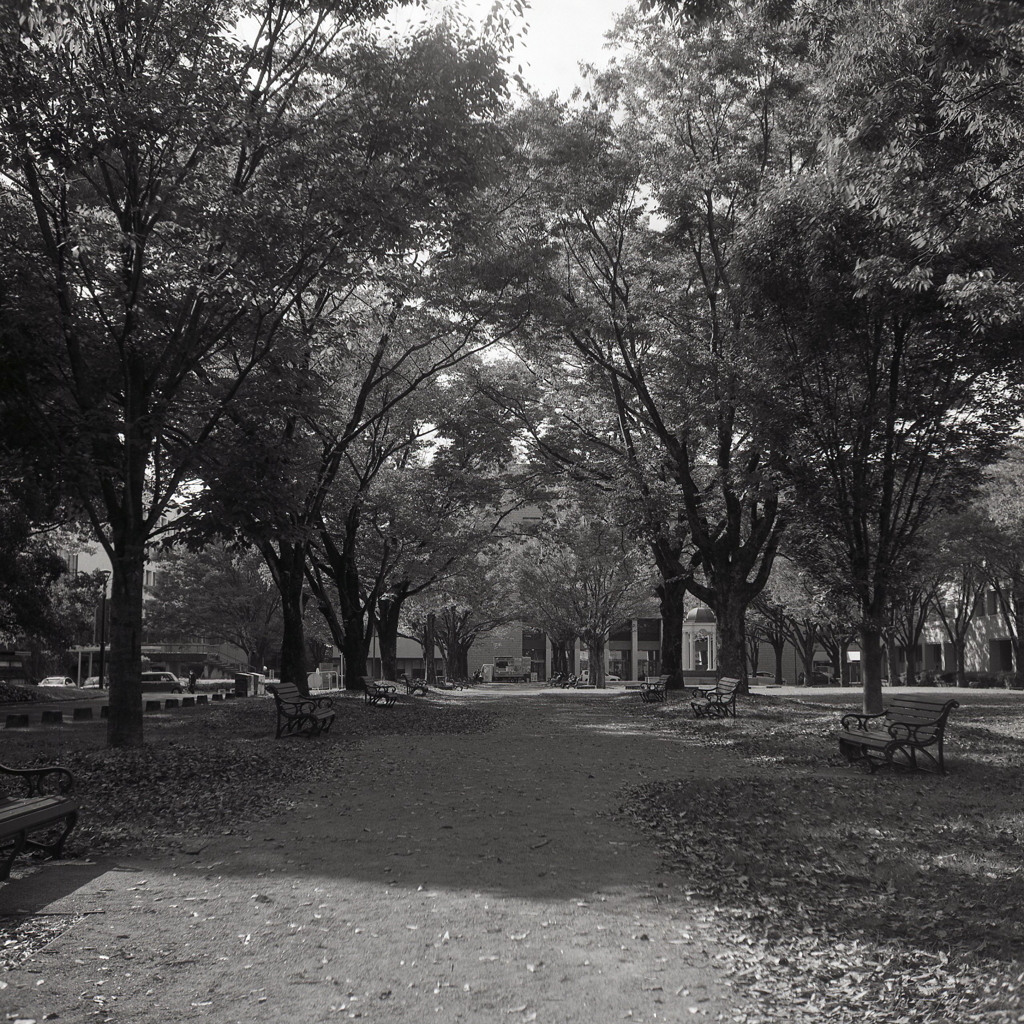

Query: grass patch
<box><xmin>622</xmin><ymin>690</ymin><xmax>1024</xmax><ymax>1023</ymax></box>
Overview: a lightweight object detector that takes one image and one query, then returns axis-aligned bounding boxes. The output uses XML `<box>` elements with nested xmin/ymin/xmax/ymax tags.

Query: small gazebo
<box><xmin>681</xmin><ymin>605</ymin><xmax>717</xmax><ymax>674</ymax></box>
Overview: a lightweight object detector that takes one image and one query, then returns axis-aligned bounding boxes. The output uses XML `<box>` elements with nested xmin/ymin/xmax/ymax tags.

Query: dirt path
<box><xmin>1</xmin><ymin>690</ymin><xmax>744</xmax><ymax>1023</ymax></box>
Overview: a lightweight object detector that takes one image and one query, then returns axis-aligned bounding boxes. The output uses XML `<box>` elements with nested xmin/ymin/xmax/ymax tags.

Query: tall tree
<box><xmin>515</xmin><ymin>502</ymin><xmax>654</xmax><ymax>689</ymax></box>
<box><xmin>147</xmin><ymin>545</ymin><xmax>283</xmax><ymax>671</ymax></box>
<box><xmin>977</xmin><ymin>447</ymin><xmax>1024</xmax><ymax>683</ymax></box>
<box><xmin>186</xmin><ymin>21</ymin><xmax>519</xmax><ymax>691</ymax></box>
<box><xmin>509</xmin><ymin>0</ymin><xmax>816</xmax><ymax>681</ymax></box>
<box><xmin>0</xmin><ymin>0</ymin><xmax>420</xmax><ymax>745</ymax></box>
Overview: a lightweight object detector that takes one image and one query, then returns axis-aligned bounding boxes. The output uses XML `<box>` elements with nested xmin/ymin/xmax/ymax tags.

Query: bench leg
<box><xmin>23</xmin><ymin>811</ymin><xmax>78</xmax><ymax>860</ymax></box>
<box><xmin>0</xmin><ymin>831</ymin><xmax>27</xmax><ymax>881</ymax></box>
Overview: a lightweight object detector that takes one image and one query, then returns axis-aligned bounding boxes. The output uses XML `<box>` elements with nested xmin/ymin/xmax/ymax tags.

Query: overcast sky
<box><xmin>508</xmin><ymin>0</ymin><xmax>631</xmax><ymax>97</ymax></box>
<box><xmin>385</xmin><ymin>0</ymin><xmax>632</xmax><ymax>99</ymax></box>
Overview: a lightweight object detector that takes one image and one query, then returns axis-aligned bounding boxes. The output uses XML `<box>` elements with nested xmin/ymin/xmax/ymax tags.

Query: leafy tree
<box><xmin>922</xmin><ymin>512</ymin><xmax>990</xmax><ymax>687</ymax></box>
<box><xmin>515</xmin><ymin>503</ymin><xmax>654</xmax><ymax>689</ymax></box>
<box><xmin>976</xmin><ymin>447</ymin><xmax>1024</xmax><ymax>682</ymax></box>
<box><xmin>176</xmin><ymin>20</ymin><xmax>519</xmax><ymax>693</ymax></box>
<box><xmin>0</xmin><ymin>0</ymin><xmax>422</xmax><ymax>745</ymax></box>
<box><xmin>744</xmin><ymin>169</ymin><xmax>1024</xmax><ymax>712</ymax></box>
<box><xmin>146</xmin><ymin>545</ymin><xmax>283</xmax><ymax>672</ymax></box>
<box><xmin>507</xmin><ymin>0</ymin><xmax>817</xmax><ymax>682</ymax></box>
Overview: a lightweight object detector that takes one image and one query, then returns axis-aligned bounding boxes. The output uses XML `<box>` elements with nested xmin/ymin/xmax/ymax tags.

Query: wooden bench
<box><xmin>690</xmin><ymin>677</ymin><xmax>740</xmax><ymax>718</ymax></box>
<box><xmin>639</xmin><ymin>678</ymin><xmax>667</xmax><ymax>703</ymax></box>
<box><xmin>364</xmin><ymin>681</ymin><xmax>397</xmax><ymax>706</ymax></box>
<box><xmin>838</xmin><ymin>694</ymin><xmax>959</xmax><ymax>773</ymax></box>
<box><xmin>0</xmin><ymin>763</ymin><xmax>79</xmax><ymax>881</ymax></box>
<box><xmin>267</xmin><ymin>682</ymin><xmax>336</xmax><ymax>738</ymax></box>
<box><xmin>401</xmin><ymin>677</ymin><xmax>429</xmax><ymax>696</ymax></box>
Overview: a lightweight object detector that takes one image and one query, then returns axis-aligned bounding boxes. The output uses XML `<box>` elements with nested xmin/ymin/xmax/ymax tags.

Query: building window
<box><xmin>987</xmin><ymin>590</ymin><xmax>999</xmax><ymax>617</ymax></box>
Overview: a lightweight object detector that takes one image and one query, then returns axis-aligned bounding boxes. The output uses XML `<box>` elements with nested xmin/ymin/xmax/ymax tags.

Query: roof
<box><xmin>684</xmin><ymin>606</ymin><xmax>717</xmax><ymax>624</ymax></box>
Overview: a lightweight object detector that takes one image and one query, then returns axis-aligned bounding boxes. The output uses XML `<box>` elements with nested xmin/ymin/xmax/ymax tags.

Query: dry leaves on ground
<box><xmin>620</xmin><ymin>693</ymin><xmax>1024</xmax><ymax>1024</ymax></box>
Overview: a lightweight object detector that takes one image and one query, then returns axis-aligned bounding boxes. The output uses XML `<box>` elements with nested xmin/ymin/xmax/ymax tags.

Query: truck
<box><xmin>488</xmin><ymin>656</ymin><xmax>532</xmax><ymax>682</ymax></box>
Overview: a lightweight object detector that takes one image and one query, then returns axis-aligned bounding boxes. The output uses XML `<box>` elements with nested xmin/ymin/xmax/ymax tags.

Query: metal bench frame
<box><xmin>690</xmin><ymin>678</ymin><xmax>740</xmax><ymax>719</ymax></box>
<box><xmin>838</xmin><ymin>695</ymin><xmax>959</xmax><ymax>773</ymax></box>
<box><xmin>0</xmin><ymin>763</ymin><xmax>79</xmax><ymax>880</ymax></box>
<box><xmin>268</xmin><ymin>682</ymin><xmax>336</xmax><ymax>738</ymax></box>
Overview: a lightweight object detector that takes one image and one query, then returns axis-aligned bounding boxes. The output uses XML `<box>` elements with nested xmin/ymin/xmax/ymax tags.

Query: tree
<box><xmin>515</xmin><ymin>503</ymin><xmax>654</xmax><ymax>689</ymax></box>
<box><xmin>748</xmin><ymin>597</ymin><xmax>788</xmax><ymax>684</ymax></box>
<box><xmin>147</xmin><ymin>545</ymin><xmax>283</xmax><ymax>671</ymax></box>
<box><xmin>507</xmin><ymin>0</ymin><xmax>817</xmax><ymax>682</ymax></box>
<box><xmin>977</xmin><ymin>448</ymin><xmax>1024</xmax><ymax>682</ymax></box>
<box><xmin>741</xmin><ymin>0</ymin><xmax>1024</xmax><ymax>713</ymax></box>
<box><xmin>177</xmin><ymin>20</ymin><xmax>520</xmax><ymax>693</ymax></box>
<box><xmin>744</xmin><ymin>170</ymin><xmax>1024</xmax><ymax>712</ymax></box>
<box><xmin>0</xmin><ymin>0</ymin><xmax>424</xmax><ymax>745</ymax></box>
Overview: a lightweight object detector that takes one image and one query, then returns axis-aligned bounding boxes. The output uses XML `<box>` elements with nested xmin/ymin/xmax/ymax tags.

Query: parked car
<box><xmin>140</xmin><ymin>671</ymin><xmax>184</xmax><ymax>693</ymax></box>
<box><xmin>38</xmin><ymin>675</ymin><xmax>75</xmax><ymax>687</ymax></box>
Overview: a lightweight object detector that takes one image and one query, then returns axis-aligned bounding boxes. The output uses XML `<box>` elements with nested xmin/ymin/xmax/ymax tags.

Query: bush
<box><xmin>997</xmin><ymin>671</ymin><xmax>1024</xmax><ymax>690</ymax></box>
<box><xmin>916</xmin><ymin>671</ymin><xmax>938</xmax><ymax>687</ymax></box>
<box><xmin>937</xmin><ymin>671</ymin><xmax>958</xmax><ymax>686</ymax></box>
<box><xmin>965</xmin><ymin>671</ymin><xmax>1000</xmax><ymax>689</ymax></box>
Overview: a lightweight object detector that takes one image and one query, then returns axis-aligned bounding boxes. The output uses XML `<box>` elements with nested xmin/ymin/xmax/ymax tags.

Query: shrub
<box><xmin>997</xmin><ymin>671</ymin><xmax>1024</xmax><ymax>690</ymax></box>
<box><xmin>965</xmin><ymin>671</ymin><xmax>1000</xmax><ymax>689</ymax></box>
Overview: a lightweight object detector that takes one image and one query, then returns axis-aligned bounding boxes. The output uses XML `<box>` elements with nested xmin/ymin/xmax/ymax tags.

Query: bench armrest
<box><xmin>0</xmin><ymin>763</ymin><xmax>75</xmax><ymax>797</ymax></box>
<box><xmin>888</xmin><ymin>721</ymin><xmax>937</xmax><ymax>743</ymax></box>
<box><xmin>841</xmin><ymin>711</ymin><xmax>885</xmax><ymax>731</ymax></box>
<box><xmin>276</xmin><ymin>695</ymin><xmax>322</xmax><ymax>714</ymax></box>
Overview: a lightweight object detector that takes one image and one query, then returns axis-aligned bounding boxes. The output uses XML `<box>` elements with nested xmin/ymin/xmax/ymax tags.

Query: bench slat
<box><xmin>837</xmin><ymin>697</ymin><xmax>958</xmax><ymax>773</ymax></box>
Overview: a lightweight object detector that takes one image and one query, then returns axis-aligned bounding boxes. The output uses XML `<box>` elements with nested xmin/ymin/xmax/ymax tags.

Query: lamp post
<box><xmin>97</xmin><ymin>570</ymin><xmax>111</xmax><ymax>691</ymax></box>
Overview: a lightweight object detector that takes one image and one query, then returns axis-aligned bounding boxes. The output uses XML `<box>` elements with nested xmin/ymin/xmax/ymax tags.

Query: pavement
<box><xmin>0</xmin><ymin>689</ymin><xmax>745</xmax><ymax>1024</ymax></box>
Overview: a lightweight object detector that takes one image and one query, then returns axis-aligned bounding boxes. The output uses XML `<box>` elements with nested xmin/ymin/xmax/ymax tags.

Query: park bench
<box><xmin>838</xmin><ymin>694</ymin><xmax>959</xmax><ymax>774</ymax></box>
<box><xmin>690</xmin><ymin>677</ymin><xmax>741</xmax><ymax>719</ymax></box>
<box><xmin>364</xmin><ymin>680</ymin><xmax>397</xmax><ymax>707</ymax></box>
<box><xmin>639</xmin><ymin>677</ymin><xmax>667</xmax><ymax>703</ymax></box>
<box><xmin>267</xmin><ymin>682</ymin><xmax>336</xmax><ymax>738</ymax></box>
<box><xmin>0</xmin><ymin>762</ymin><xmax>79</xmax><ymax>881</ymax></box>
<box><xmin>401</xmin><ymin>677</ymin><xmax>429</xmax><ymax>696</ymax></box>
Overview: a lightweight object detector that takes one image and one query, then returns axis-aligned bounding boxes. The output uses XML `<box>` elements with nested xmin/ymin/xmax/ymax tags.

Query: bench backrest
<box><xmin>269</xmin><ymin>682</ymin><xmax>304</xmax><ymax>702</ymax></box>
<box><xmin>716</xmin><ymin>677</ymin><xmax>741</xmax><ymax>696</ymax></box>
<box><xmin>885</xmin><ymin>695</ymin><xmax>959</xmax><ymax>739</ymax></box>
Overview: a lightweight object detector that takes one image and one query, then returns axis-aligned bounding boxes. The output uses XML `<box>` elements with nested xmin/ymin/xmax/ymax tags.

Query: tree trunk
<box><xmin>656</xmin><ymin>576</ymin><xmax>686</xmax><ymax>683</ymax></box>
<box><xmin>424</xmin><ymin>613</ymin><xmax>437</xmax><ymax>687</ymax></box>
<box><xmin>773</xmin><ymin>642</ymin><xmax>785</xmax><ymax>685</ymax></box>
<box><xmin>551</xmin><ymin>640</ymin><xmax>571</xmax><ymax>677</ymax></box>
<box><xmin>377</xmin><ymin>596</ymin><xmax>401</xmax><ymax>681</ymax></box>
<box><xmin>106</xmin><ymin>542</ymin><xmax>146</xmax><ymax>748</ymax></box>
<box><xmin>342</xmin><ymin>619</ymin><xmax>370</xmax><ymax>688</ymax></box>
<box><xmin>586</xmin><ymin>638</ymin><xmax>606</xmax><ymax>688</ymax></box>
<box><xmin>904</xmin><ymin>638</ymin><xmax>919</xmax><ymax>686</ymax></box>
<box><xmin>885</xmin><ymin>637</ymin><xmax>901</xmax><ymax>688</ymax></box>
<box><xmin>713</xmin><ymin>593</ymin><xmax>747</xmax><ymax>690</ymax></box>
<box><xmin>454</xmin><ymin>641</ymin><xmax>470</xmax><ymax>680</ymax></box>
<box><xmin>860</xmin><ymin>624</ymin><xmax>885</xmax><ymax>714</ymax></box>
<box><xmin>275</xmin><ymin>542</ymin><xmax>309</xmax><ymax>693</ymax></box>
<box><xmin>954</xmin><ymin>639</ymin><xmax>968</xmax><ymax>687</ymax></box>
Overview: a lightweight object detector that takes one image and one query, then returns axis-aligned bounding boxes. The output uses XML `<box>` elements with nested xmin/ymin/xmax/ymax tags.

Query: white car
<box><xmin>39</xmin><ymin>676</ymin><xmax>75</xmax><ymax>687</ymax></box>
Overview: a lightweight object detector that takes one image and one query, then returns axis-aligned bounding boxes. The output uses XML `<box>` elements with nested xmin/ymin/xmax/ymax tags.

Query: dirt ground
<box><xmin>0</xmin><ymin>689</ymin><xmax>746</xmax><ymax>1024</ymax></box>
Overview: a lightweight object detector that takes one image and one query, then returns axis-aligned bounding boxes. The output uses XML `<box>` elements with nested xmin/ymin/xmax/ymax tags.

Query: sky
<box><xmin>386</xmin><ymin>0</ymin><xmax>632</xmax><ymax>99</ymax></box>
<box><xmin>504</xmin><ymin>0</ymin><xmax>631</xmax><ymax>97</ymax></box>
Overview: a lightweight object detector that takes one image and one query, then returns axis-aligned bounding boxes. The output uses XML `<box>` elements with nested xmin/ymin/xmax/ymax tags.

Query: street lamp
<box><xmin>97</xmin><ymin>570</ymin><xmax>111</xmax><ymax>691</ymax></box>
